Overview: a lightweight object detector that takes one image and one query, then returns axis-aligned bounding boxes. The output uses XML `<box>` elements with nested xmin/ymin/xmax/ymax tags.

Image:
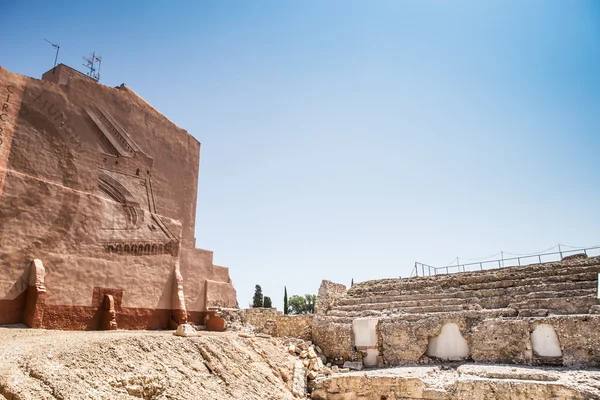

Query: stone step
<box><xmin>330</xmin><ymin>287</ymin><xmax>598</xmax><ymax>315</ymax></box>
<box><xmin>351</xmin><ymin>268</ymin><xmax>599</xmax><ymax>297</ymax></box>
<box><xmin>512</xmin><ymin>288</ymin><xmax>596</xmax><ymax>302</ymax></box>
<box><xmin>508</xmin><ymin>295</ymin><xmax>598</xmax><ymax>315</ymax></box>
<box><xmin>328</xmin><ymin>303</ymin><xmax>466</xmax><ymax>316</ymax></box>
<box><xmin>333</xmin><ymin>297</ymin><xmax>473</xmax><ymax>312</ymax></box>
<box><xmin>325</xmin><ymin>305</ymin><xmax>520</xmax><ymax>319</ymax></box>
<box><xmin>338</xmin><ymin>280</ymin><xmax>597</xmax><ymax>307</ymax></box>
<box><xmin>349</xmin><ymin>259</ymin><xmax>600</xmax><ymax>296</ymax></box>
<box><xmin>347</xmin><ymin>270</ymin><xmax>598</xmax><ymax>300</ymax></box>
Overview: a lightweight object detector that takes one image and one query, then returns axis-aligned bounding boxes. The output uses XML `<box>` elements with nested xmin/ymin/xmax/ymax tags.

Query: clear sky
<box><xmin>2</xmin><ymin>1</ymin><xmax>599</xmax><ymax>310</ymax></box>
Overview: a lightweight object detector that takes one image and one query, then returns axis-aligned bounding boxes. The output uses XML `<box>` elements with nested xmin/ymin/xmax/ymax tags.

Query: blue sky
<box><xmin>2</xmin><ymin>1</ymin><xmax>599</xmax><ymax>309</ymax></box>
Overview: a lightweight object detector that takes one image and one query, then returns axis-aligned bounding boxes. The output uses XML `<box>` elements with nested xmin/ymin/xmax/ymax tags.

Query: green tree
<box><xmin>351</xmin><ymin>278</ymin><xmax>354</xmax><ymax>287</ymax></box>
<box><xmin>263</xmin><ymin>296</ymin><xmax>272</xmax><ymax>308</ymax></box>
<box><xmin>305</xmin><ymin>294</ymin><xmax>317</xmax><ymax>314</ymax></box>
<box><xmin>252</xmin><ymin>285</ymin><xmax>264</xmax><ymax>308</ymax></box>
<box><xmin>283</xmin><ymin>286</ymin><xmax>289</xmax><ymax>315</ymax></box>
<box><xmin>288</xmin><ymin>295</ymin><xmax>307</xmax><ymax>315</ymax></box>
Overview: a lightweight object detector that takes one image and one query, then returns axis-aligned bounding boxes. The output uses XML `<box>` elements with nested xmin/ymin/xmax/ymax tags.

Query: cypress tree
<box><xmin>252</xmin><ymin>285</ymin><xmax>264</xmax><ymax>308</ymax></box>
<box><xmin>283</xmin><ymin>286</ymin><xmax>288</xmax><ymax>315</ymax></box>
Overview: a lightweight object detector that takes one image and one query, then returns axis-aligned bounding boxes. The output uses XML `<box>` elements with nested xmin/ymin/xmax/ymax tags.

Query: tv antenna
<box><xmin>82</xmin><ymin>52</ymin><xmax>102</xmax><ymax>82</ymax></box>
<box><xmin>44</xmin><ymin>39</ymin><xmax>60</xmax><ymax>70</ymax></box>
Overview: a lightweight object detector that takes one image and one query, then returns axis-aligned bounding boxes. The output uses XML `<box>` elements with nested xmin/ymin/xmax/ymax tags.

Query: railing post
<box><xmin>538</xmin><ymin>255</ymin><xmax>542</xmax><ymax>263</ymax></box>
<box><xmin>559</xmin><ymin>244</ymin><xmax>563</xmax><ymax>260</ymax></box>
<box><xmin>518</xmin><ymin>257</ymin><xmax>521</xmax><ymax>266</ymax></box>
<box><xmin>498</xmin><ymin>260</ymin><xmax>501</xmax><ymax>268</ymax></box>
<box><xmin>480</xmin><ymin>262</ymin><xmax>483</xmax><ymax>270</ymax></box>
<box><xmin>422</xmin><ymin>264</ymin><xmax>424</xmax><ymax>277</ymax></box>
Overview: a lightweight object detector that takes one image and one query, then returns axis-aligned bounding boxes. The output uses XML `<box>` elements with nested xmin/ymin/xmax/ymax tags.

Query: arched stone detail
<box><xmin>426</xmin><ymin>323</ymin><xmax>469</xmax><ymax>361</ymax></box>
<box><xmin>531</xmin><ymin>324</ymin><xmax>562</xmax><ymax>358</ymax></box>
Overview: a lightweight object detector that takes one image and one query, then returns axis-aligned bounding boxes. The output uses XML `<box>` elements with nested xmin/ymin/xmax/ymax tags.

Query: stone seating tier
<box><xmin>327</xmin><ymin>257</ymin><xmax>600</xmax><ymax>317</ymax></box>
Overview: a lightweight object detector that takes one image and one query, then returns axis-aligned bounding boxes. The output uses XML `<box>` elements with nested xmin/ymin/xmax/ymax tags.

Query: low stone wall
<box><xmin>240</xmin><ymin>308</ymin><xmax>313</xmax><ymax>340</ymax></box>
<box><xmin>315</xmin><ymin>312</ymin><xmax>600</xmax><ymax>368</ymax></box>
<box><xmin>312</xmin><ymin>257</ymin><xmax>600</xmax><ymax>368</ymax></box>
<box><xmin>242</xmin><ymin>308</ymin><xmax>282</xmax><ymax>328</ymax></box>
<box><xmin>276</xmin><ymin>315</ymin><xmax>312</xmax><ymax>339</ymax></box>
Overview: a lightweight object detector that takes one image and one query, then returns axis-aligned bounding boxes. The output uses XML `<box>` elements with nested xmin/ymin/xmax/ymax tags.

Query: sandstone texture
<box><xmin>310</xmin><ymin>364</ymin><xmax>600</xmax><ymax>399</ymax></box>
<box><xmin>0</xmin><ymin>64</ymin><xmax>236</xmax><ymax>330</ymax></box>
<box><xmin>312</xmin><ymin>256</ymin><xmax>600</xmax><ymax>368</ymax></box>
<box><xmin>226</xmin><ymin>308</ymin><xmax>314</xmax><ymax>340</ymax></box>
<box><xmin>0</xmin><ymin>326</ymin><xmax>299</xmax><ymax>399</ymax></box>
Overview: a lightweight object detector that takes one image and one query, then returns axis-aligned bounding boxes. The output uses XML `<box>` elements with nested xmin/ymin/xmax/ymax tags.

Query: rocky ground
<box><xmin>3</xmin><ymin>325</ymin><xmax>600</xmax><ymax>400</ymax></box>
<box><xmin>310</xmin><ymin>364</ymin><xmax>600</xmax><ymax>399</ymax></box>
<box><xmin>0</xmin><ymin>325</ymin><xmax>299</xmax><ymax>400</ymax></box>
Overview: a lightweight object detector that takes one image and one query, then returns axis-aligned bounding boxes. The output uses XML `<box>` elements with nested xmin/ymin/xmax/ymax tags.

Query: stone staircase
<box><xmin>326</xmin><ymin>256</ymin><xmax>600</xmax><ymax>318</ymax></box>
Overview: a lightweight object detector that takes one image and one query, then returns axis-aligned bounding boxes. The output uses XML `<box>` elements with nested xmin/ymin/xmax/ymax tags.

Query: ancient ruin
<box><xmin>312</xmin><ymin>255</ymin><xmax>600</xmax><ymax>368</ymax></box>
<box><xmin>0</xmin><ymin>64</ymin><xmax>236</xmax><ymax>330</ymax></box>
<box><xmin>2</xmin><ymin>63</ymin><xmax>600</xmax><ymax>399</ymax></box>
<box><xmin>305</xmin><ymin>254</ymin><xmax>600</xmax><ymax>398</ymax></box>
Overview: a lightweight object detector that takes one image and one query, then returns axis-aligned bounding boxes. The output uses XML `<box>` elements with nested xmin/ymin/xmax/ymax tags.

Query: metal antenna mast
<box><xmin>44</xmin><ymin>39</ymin><xmax>60</xmax><ymax>70</ymax></box>
<box><xmin>82</xmin><ymin>52</ymin><xmax>102</xmax><ymax>82</ymax></box>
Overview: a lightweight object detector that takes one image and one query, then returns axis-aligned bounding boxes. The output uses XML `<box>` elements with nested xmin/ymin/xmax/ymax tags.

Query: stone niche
<box><xmin>352</xmin><ymin>318</ymin><xmax>380</xmax><ymax>367</ymax></box>
<box><xmin>426</xmin><ymin>323</ymin><xmax>469</xmax><ymax>361</ymax></box>
<box><xmin>531</xmin><ymin>324</ymin><xmax>562</xmax><ymax>358</ymax></box>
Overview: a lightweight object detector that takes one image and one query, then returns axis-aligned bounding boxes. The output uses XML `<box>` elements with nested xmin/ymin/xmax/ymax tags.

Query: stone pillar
<box><xmin>23</xmin><ymin>259</ymin><xmax>46</xmax><ymax>328</ymax></box>
<box><xmin>170</xmin><ymin>263</ymin><xmax>188</xmax><ymax>329</ymax></box>
<box><xmin>101</xmin><ymin>294</ymin><xmax>118</xmax><ymax>330</ymax></box>
<box><xmin>315</xmin><ymin>280</ymin><xmax>347</xmax><ymax>314</ymax></box>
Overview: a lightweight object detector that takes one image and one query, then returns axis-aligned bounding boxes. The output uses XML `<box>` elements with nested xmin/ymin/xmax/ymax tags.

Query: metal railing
<box><xmin>410</xmin><ymin>246</ymin><xmax>600</xmax><ymax>277</ymax></box>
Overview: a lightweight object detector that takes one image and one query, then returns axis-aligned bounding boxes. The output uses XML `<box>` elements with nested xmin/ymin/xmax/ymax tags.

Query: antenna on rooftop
<box><xmin>44</xmin><ymin>39</ymin><xmax>60</xmax><ymax>71</ymax></box>
<box><xmin>82</xmin><ymin>52</ymin><xmax>102</xmax><ymax>82</ymax></box>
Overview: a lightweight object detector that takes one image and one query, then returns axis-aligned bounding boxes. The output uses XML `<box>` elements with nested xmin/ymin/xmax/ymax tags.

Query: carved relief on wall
<box><xmin>85</xmin><ymin>105</ymin><xmax>180</xmax><ymax>257</ymax></box>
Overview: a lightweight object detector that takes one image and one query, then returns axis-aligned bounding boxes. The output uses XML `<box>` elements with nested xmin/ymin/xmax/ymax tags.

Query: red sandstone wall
<box><xmin>0</xmin><ymin>66</ymin><xmax>236</xmax><ymax>329</ymax></box>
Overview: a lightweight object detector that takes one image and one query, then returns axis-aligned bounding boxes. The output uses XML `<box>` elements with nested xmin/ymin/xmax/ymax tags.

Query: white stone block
<box><xmin>531</xmin><ymin>324</ymin><xmax>562</xmax><ymax>357</ymax></box>
<box><xmin>363</xmin><ymin>348</ymin><xmax>379</xmax><ymax>367</ymax></box>
<box><xmin>426</xmin><ymin>323</ymin><xmax>469</xmax><ymax>361</ymax></box>
<box><xmin>352</xmin><ymin>318</ymin><xmax>379</xmax><ymax>347</ymax></box>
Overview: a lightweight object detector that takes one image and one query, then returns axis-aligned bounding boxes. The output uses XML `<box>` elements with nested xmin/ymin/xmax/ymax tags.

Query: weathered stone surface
<box><xmin>0</xmin><ymin>65</ymin><xmax>237</xmax><ymax>330</ymax></box>
<box><xmin>22</xmin><ymin>259</ymin><xmax>46</xmax><ymax>328</ymax></box>
<box><xmin>312</xmin><ymin>257</ymin><xmax>600</xmax><ymax>368</ymax></box>
<box><xmin>206</xmin><ymin>316</ymin><xmax>227</xmax><ymax>332</ymax></box>
<box><xmin>315</xmin><ymin>280</ymin><xmax>347</xmax><ymax>314</ymax></box>
<box><xmin>342</xmin><ymin>361</ymin><xmax>363</xmax><ymax>371</ymax></box>
<box><xmin>174</xmin><ymin>324</ymin><xmax>197</xmax><ymax>337</ymax></box>
<box><xmin>291</xmin><ymin>361</ymin><xmax>307</xmax><ymax>397</ymax></box>
<box><xmin>311</xmin><ymin>365</ymin><xmax>597</xmax><ymax>399</ymax></box>
<box><xmin>470</xmin><ymin>318</ymin><xmax>531</xmax><ymax>364</ymax></box>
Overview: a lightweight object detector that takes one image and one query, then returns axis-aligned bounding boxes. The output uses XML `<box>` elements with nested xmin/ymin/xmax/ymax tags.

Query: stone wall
<box><xmin>276</xmin><ymin>315</ymin><xmax>313</xmax><ymax>339</ymax></box>
<box><xmin>0</xmin><ymin>65</ymin><xmax>236</xmax><ymax>330</ymax></box>
<box><xmin>240</xmin><ymin>308</ymin><xmax>313</xmax><ymax>340</ymax></box>
<box><xmin>315</xmin><ymin>280</ymin><xmax>347</xmax><ymax>314</ymax></box>
<box><xmin>312</xmin><ymin>256</ymin><xmax>600</xmax><ymax>368</ymax></box>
